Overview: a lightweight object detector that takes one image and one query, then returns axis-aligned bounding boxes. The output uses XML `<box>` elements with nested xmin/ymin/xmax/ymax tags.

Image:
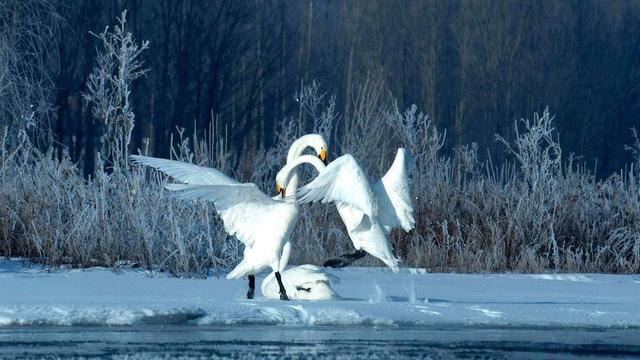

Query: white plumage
<box><xmin>291</xmin><ymin>154</ymin><xmax>378</xmax><ymax>231</ymax></box>
<box><xmin>129</xmin><ymin>156</ymin><xmax>237</xmax><ymax>186</ymax></box>
<box><xmin>163</xmin><ymin>182</ymin><xmax>298</xmax><ymax>277</ymax></box>
<box><xmin>374</xmin><ymin>148</ymin><xmax>416</xmax><ymax>233</ymax></box>
<box><xmin>261</xmin><ymin>265</ymin><xmax>340</xmax><ymax>300</ymax></box>
<box><xmin>291</xmin><ymin>148</ymin><xmax>416</xmax><ymax>272</ymax></box>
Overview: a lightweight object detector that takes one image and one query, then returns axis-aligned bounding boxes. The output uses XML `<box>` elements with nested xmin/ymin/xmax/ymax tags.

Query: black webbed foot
<box><xmin>323</xmin><ymin>258</ymin><xmax>347</xmax><ymax>268</ymax></box>
<box><xmin>247</xmin><ymin>274</ymin><xmax>256</xmax><ymax>299</ymax></box>
<box><xmin>275</xmin><ymin>271</ymin><xmax>289</xmax><ymax>301</ymax></box>
<box><xmin>323</xmin><ymin>250</ymin><xmax>368</xmax><ymax>268</ymax></box>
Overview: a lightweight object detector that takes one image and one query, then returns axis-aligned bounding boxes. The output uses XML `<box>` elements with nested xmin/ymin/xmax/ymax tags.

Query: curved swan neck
<box><xmin>287</xmin><ymin>172</ymin><xmax>300</xmax><ymax>195</ymax></box>
<box><xmin>279</xmin><ymin>155</ymin><xmax>326</xmax><ymax>195</ymax></box>
<box><xmin>286</xmin><ymin>140</ymin><xmax>303</xmax><ymax>164</ymax></box>
<box><xmin>286</xmin><ymin>135</ymin><xmax>320</xmax><ymax>163</ymax></box>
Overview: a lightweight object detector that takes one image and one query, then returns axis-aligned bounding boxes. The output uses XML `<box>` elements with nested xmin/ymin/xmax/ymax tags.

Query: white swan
<box><xmin>286</xmin><ymin>149</ymin><xmax>415</xmax><ymax>272</ymax></box>
<box><xmin>331</xmin><ymin>148</ymin><xmax>415</xmax><ymax>270</ymax></box>
<box><xmin>260</xmin><ymin>233</ymin><xmax>340</xmax><ymax>300</ymax></box>
<box><xmin>130</xmin><ymin>134</ymin><xmax>328</xmax><ymax>300</ymax></box>
<box><xmin>261</xmin><ymin>265</ymin><xmax>340</xmax><ymax>300</ymax></box>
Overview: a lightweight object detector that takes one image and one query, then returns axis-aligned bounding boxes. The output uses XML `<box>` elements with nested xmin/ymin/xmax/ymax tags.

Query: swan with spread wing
<box><xmin>327</xmin><ymin>148</ymin><xmax>416</xmax><ymax>269</ymax></box>
<box><xmin>281</xmin><ymin>149</ymin><xmax>415</xmax><ymax>272</ymax></box>
<box><xmin>130</xmin><ymin>134</ymin><xmax>329</xmax><ymax>300</ymax></box>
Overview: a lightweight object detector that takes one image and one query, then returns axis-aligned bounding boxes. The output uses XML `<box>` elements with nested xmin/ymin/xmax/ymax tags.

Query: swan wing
<box><xmin>294</xmin><ymin>154</ymin><xmax>376</xmax><ymax>223</ymax></box>
<box><xmin>336</xmin><ymin>203</ymin><xmax>400</xmax><ymax>272</ymax></box>
<box><xmin>131</xmin><ymin>155</ymin><xmax>237</xmax><ymax>185</ymax></box>
<box><xmin>374</xmin><ymin>148</ymin><xmax>415</xmax><ymax>233</ymax></box>
<box><xmin>165</xmin><ymin>183</ymin><xmax>278</xmax><ymax>248</ymax></box>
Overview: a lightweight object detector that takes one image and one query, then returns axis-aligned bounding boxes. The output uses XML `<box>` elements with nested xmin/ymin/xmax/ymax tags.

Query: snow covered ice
<box><xmin>1</xmin><ymin>259</ymin><xmax>639</xmax><ymax>328</ymax></box>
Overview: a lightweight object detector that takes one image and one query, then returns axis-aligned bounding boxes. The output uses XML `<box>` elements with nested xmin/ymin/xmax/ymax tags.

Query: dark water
<box><xmin>0</xmin><ymin>325</ymin><xmax>638</xmax><ymax>359</ymax></box>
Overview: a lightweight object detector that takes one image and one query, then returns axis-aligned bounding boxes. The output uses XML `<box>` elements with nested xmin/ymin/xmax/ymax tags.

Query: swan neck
<box><xmin>280</xmin><ymin>155</ymin><xmax>325</xmax><ymax>196</ymax></box>
<box><xmin>287</xmin><ymin>137</ymin><xmax>310</xmax><ymax>163</ymax></box>
<box><xmin>287</xmin><ymin>172</ymin><xmax>299</xmax><ymax>195</ymax></box>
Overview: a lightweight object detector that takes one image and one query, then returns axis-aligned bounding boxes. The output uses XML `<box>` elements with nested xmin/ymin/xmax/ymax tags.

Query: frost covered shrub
<box><xmin>0</xmin><ymin>11</ymin><xmax>238</xmax><ymax>275</ymax></box>
<box><xmin>313</xmin><ymin>94</ymin><xmax>639</xmax><ymax>273</ymax></box>
<box><xmin>0</xmin><ymin>139</ymin><xmax>238</xmax><ymax>274</ymax></box>
<box><xmin>83</xmin><ymin>10</ymin><xmax>149</xmax><ymax>168</ymax></box>
<box><xmin>383</xmin><ymin>107</ymin><xmax>640</xmax><ymax>273</ymax></box>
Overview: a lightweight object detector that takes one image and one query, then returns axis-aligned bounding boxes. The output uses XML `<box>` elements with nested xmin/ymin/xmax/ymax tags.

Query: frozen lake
<box><xmin>1</xmin><ymin>259</ymin><xmax>639</xmax><ymax>358</ymax></box>
<box><xmin>1</xmin><ymin>325</ymin><xmax>639</xmax><ymax>359</ymax></box>
<box><xmin>2</xmin><ymin>260</ymin><xmax>640</xmax><ymax>328</ymax></box>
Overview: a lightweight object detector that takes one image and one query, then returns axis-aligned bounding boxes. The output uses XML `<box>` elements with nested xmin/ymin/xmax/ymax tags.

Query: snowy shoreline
<box><xmin>1</xmin><ymin>259</ymin><xmax>639</xmax><ymax>328</ymax></box>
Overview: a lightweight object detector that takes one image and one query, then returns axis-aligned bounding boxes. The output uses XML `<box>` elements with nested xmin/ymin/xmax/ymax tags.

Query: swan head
<box><xmin>275</xmin><ymin>181</ymin><xmax>286</xmax><ymax>197</ymax></box>
<box><xmin>290</xmin><ymin>134</ymin><xmax>328</xmax><ymax>165</ymax></box>
<box><xmin>304</xmin><ymin>134</ymin><xmax>328</xmax><ymax>165</ymax></box>
<box><xmin>319</xmin><ymin>146</ymin><xmax>328</xmax><ymax>165</ymax></box>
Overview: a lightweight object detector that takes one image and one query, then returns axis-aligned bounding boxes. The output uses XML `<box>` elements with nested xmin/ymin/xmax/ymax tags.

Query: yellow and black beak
<box><xmin>275</xmin><ymin>182</ymin><xmax>286</xmax><ymax>197</ymax></box>
<box><xmin>318</xmin><ymin>148</ymin><xmax>328</xmax><ymax>165</ymax></box>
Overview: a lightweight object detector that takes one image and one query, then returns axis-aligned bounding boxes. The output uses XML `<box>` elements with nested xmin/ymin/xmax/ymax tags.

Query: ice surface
<box><xmin>1</xmin><ymin>259</ymin><xmax>639</xmax><ymax>328</ymax></box>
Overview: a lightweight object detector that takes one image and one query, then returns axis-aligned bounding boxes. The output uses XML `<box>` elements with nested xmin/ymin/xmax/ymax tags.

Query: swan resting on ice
<box><xmin>261</xmin><ymin>265</ymin><xmax>340</xmax><ymax>300</ymax></box>
<box><xmin>259</xmin><ymin>229</ymin><xmax>340</xmax><ymax>300</ymax></box>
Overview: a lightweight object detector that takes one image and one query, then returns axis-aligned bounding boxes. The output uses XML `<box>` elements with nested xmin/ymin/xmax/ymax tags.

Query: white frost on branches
<box><xmin>83</xmin><ymin>10</ymin><xmax>150</xmax><ymax>167</ymax></box>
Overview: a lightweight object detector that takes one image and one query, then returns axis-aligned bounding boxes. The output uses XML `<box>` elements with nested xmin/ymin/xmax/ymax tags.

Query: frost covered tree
<box><xmin>0</xmin><ymin>0</ymin><xmax>60</xmax><ymax>145</ymax></box>
<box><xmin>83</xmin><ymin>10</ymin><xmax>149</xmax><ymax>169</ymax></box>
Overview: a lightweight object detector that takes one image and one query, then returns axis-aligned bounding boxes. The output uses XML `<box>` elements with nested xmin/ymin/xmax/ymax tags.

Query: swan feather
<box><xmin>131</xmin><ymin>155</ymin><xmax>237</xmax><ymax>185</ymax></box>
<box><xmin>374</xmin><ymin>148</ymin><xmax>416</xmax><ymax>233</ymax></box>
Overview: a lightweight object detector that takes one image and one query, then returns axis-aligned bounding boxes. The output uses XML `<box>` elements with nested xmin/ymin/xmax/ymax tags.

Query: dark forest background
<box><xmin>47</xmin><ymin>0</ymin><xmax>640</xmax><ymax>178</ymax></box>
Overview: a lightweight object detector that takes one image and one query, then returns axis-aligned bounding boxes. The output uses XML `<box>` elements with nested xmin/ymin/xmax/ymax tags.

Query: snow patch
<box><xmin>530</xmin><ymin>274</ymin><xmax>594</xmax><ymax>282</ymax></box>
<box><xmin>407</xmin><ymin>268</ymin><xmax>427</xmax><ymax>275</ymax></box>
<box><xmin>0</xmin><ymin>306</ymin><xmax>207</xmax><ymax>326</ymax></box>
<box><xmin>469</xmin><ymin>306</ymin><xmax>502</xmax><ymax>319</ymax></box>
<box><xmin>412</xmin><ymin>305</ymin><xmax>441</xmax><ymax>316</ymax></box>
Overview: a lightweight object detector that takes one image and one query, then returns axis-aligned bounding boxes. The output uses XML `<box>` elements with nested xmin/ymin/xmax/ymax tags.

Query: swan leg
<box><xmin>323</xmin><ymin>249</ymin><xmax>367</xmax><ymax>268</ymax></box>
<box><xmin>275</xmin><ymin>271</ymin><xmax>289</xmax><ymax>300</ymax></box>
<box><xmin>247</xmin><ymin>274</ymin><xmax>255</xmax><ymax>299</ymax></box>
